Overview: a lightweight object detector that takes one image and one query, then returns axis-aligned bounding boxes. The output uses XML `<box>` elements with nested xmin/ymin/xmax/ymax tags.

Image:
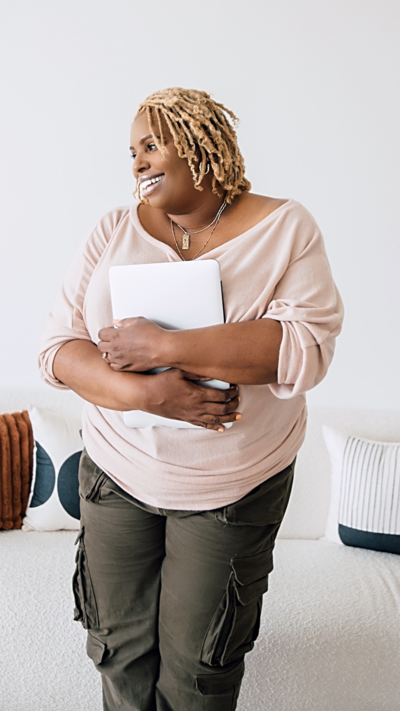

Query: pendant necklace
<box><xmin>170</xmin><ymin>201</ymin><xmax>227</xmax><ymax>261</ymax></box>
<box><xmin>173</xmin><ymin>201</ymin><xmax>227</xmax><ymax>252</ymax></box>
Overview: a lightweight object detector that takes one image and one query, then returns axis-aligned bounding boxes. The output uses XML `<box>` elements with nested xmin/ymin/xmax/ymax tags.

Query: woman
<box><xmin>40</xmin><ymin>87</ymin><xmax>343</xmax><ymax>711</ymax></box>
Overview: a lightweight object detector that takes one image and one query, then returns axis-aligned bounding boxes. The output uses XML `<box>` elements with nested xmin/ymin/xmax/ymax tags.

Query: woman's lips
<box><xmin>140</xmin><ymin>174</ymin><xmax>164</xmax><ymax>197</ymax></box>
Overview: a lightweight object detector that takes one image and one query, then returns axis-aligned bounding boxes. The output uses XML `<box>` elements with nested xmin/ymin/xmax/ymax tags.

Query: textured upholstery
<box><xmin>1</xmin><ymin>388</ymin><xmax>399</xmax><ymax>710</ymax></box>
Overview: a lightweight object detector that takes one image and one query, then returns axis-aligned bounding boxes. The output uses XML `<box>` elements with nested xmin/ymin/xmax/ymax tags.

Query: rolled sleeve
<box><xmin>38</xmin><ymin>243</ymin><xmax>93</xmax><ymax>388</ymax></box>
<box><xmin>263</xmin><ymin>220</ymin><xmax>344</xmax><ymax>399</ymax></box>
<box><xmin>38</xmin><ymin>209</ymin><xmax>124</xmax><ymax>388</ymax></box>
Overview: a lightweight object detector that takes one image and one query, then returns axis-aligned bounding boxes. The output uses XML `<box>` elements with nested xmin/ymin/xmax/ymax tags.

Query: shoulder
<box><xmin>240</xmin><ymin>193</ymin><xmax>319</xmax><ymax>225</ymax></box>
<box><xmin>227</xmin><ymin>192</ymin><xmax>320</xmax><ymax>239</ymax></box>
<box><xmin>239</xmin><ymin>192</ymin><xmax>288</xmax><ymax>213</ymax></box>
<box><xmin>233</xmin><ymin>192</ymin><xmax>287</xmax><ymax>223</ymax></box>
<box><xmin>94</xmin><ymin>205</ymin><xmax>131</xmax><ymax>239</ymax></box>
<box><xmin>82</xmin><ymin>206</ymin><xmax>131</xmax><ymax>265</ymax></box>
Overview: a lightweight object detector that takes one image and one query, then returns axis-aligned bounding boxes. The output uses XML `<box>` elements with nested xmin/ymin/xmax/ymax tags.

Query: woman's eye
<box><xmin>130</xmin><ymin>142</ymin><xmax>156</xmax><ymax>160</ymax></box>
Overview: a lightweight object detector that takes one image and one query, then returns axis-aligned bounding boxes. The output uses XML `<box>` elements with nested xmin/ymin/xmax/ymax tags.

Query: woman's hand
<box><xmin>97</xmin><ymin>319</ymin><xmax>241</xmax><ymax>429</ymax></box>
<box><xmin>98</xmin><ymin>317</ymin><xmax>165</xmax><ymax>372</ymax></box>
<box><xmin>142</xmin><ymin>368</ymin><xmax>240</xmax><ymax>432</ymax></box>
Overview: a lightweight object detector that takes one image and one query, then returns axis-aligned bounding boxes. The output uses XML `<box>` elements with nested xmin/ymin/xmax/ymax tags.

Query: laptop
<box><xmin>109</xmin><ymin>260</ymin><xmax>232</xmax><ymax>429</ymax></box>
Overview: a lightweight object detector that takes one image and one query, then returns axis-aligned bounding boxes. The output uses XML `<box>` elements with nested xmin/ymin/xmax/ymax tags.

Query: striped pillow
<box><xmin>323</xmin><ymin>426</ymin><xmax>400</xmax><ymax>555</ymax></box>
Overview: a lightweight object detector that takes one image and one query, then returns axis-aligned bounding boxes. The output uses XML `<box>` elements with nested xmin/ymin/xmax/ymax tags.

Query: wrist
<box><xmin>116</xmin><ymin>372</ymin><xmax>151</xmax><ymax>411</ymax></box>
<box><xmin>157</xmin><ymin>329</ymin><xmax>179</xmax><ymax>369</ymax></box>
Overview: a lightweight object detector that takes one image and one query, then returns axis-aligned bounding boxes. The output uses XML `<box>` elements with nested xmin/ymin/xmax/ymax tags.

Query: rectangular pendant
<box><xmin>182</xmin><ymin>234</ymin><xmax>190</xmax><ymax>250</ymax></box>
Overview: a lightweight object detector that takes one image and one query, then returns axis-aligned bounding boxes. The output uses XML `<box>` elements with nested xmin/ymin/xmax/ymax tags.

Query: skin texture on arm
<box><xmin>98</xmin><ymin>317</ymin><xmax>283</xmax><ymax>385</ymax></box>
<box><xmin>52</xmin><ymin>340</ymin><xmax>149</xmax><ymax>411</ymax></box>
<box><xmin>53</xmin><ymin>339</ymin><xmax>241</xmax><ymax>430</ymax></box>
<box><xmin>162</xmin><ymin>319</ymin><xmax>283</xmax><ymax>384</ymax></box>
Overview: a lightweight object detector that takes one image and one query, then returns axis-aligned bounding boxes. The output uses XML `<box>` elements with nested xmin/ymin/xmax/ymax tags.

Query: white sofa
<box><xmin>1</xmin><ymin>387</ymin><xmax>400</xmax><ymax>711</ymax></box>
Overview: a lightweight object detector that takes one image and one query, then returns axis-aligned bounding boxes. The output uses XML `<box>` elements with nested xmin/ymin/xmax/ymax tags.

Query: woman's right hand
<box><xmin>142</xmin><ymin>368</ymin><xmax>241</xmax><ymax>432</ymax></box>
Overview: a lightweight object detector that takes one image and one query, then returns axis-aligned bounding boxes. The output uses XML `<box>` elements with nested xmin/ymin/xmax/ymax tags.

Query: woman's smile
<box><xmin>130</xmin><ymin>111</ymin><xmax>208</xmax><ymax>213</ymax></box>
<box><xmin>139</xmin><ymin>173</ymin><xmax>165</xmax><ymax>197</ymax></box>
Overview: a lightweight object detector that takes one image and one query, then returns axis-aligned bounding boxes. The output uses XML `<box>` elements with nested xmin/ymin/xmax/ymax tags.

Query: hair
<box><xmin>134</xmin><ymin>87</ymin><xmax>251</xmax><ymax>204</ymax></box>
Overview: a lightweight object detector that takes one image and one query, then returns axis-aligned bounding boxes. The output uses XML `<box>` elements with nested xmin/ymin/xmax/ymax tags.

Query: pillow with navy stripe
<box><xmin>323</xmin><ymin>426</ymin><xmax>400</xmax><ymax>555</ymax></box>
<box><xmin>22</xmin><ymin>406</ymin><xmax>82</xmax><ymax>531</ymax></box>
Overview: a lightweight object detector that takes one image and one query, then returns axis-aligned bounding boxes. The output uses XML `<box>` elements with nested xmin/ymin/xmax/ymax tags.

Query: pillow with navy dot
<box><xmin>323</xmin><ymin>426</ymin><xmax>400</xmax><ymax>555</ymax></box>
<box><xmin>22</xmin><ymin>406</ymin><xmax>83</xmax><ymax>531</ymax></box>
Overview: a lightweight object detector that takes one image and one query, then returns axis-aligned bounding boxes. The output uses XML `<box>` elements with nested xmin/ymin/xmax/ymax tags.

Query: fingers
<box><xmin>201</xmin><ymin>411</ymin><xmax>241</xmax><ymax>425</ymax></box>
<box><xmin>113</xmin><ymin>317</ymin><xmax>142</xmax><ymax>328</ymax></box>
<box><xmin>191</xmin><ymin>421</ymin><xmax>226</xmax><ymax>432</ymax></box>
<box><xmin>176</xmin><ymin>371</ymin><xmax>238</xmax><ymax>399</ymax></box>
<box><xmin>201</xmin><ymin>385</ymin><xmax>239</xmax><ymax>402</ymax></box>
<box><xmin>192</xmin><ymin>412</ymin><xmax>241</xmax><ymax>431</ymax></box>
<box><xmin>191</xmin><ymin>397</ymin><xmax>242</xmax><ymax>431</ymax></box>
<box><xmin>202</xmin><ymin>395</ymin><xmax>240</xmax><ymax>416</ymax></box>
<box><xmin>98</xmin><ymin>328</ymin><xmax>116</xmax><ymax>342</ymax></box>
<box><xmin>182</xmin><ymin>372</ymin><xmax>213</xmax><ymax>382</ymax></box>
<box><xmin>149</xmin><ymin>370</ymin><xmax>242</xmax><ymax>430</ymax></box>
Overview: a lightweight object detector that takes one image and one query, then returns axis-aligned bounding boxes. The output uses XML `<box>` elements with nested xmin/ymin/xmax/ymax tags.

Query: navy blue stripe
<box><xmin>338</xmin><ymin>524</ymin><xmax>400</xmax><ymax>555</ymax></box>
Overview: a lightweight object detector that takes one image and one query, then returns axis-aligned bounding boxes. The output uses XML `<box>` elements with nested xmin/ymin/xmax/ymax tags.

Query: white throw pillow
<box><xmin>323</xmin><ymin>426</ymin><xmax>400</xmax><ymax>554</ymax></box>
<box><xmin>22</xmin><ymin>406</ymin><xmax>83</xmax><ymax>531</ymax></box>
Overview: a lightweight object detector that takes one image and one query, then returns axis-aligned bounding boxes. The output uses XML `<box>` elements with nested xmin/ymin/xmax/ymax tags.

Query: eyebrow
<box><xmin>129</xmin><ymin>134</ymin><xmax>153</xmax><ymax>150</ymax></box>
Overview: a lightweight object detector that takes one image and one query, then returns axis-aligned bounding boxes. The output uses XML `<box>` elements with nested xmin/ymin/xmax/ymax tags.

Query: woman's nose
<box><xmin>132</xmin><ymin>152</ymin><xmax>150</xmax><ymax>176</ymax></box>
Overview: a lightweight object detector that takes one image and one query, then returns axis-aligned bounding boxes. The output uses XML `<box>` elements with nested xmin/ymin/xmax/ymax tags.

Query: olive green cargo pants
<box><xmin>73</xmin><ymin>450</ymin><xmax>295</xmax><ymax>711</ymax></box>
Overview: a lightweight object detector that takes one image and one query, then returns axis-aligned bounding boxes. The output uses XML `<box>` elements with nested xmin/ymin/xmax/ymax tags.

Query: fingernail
<box><xmin>218</xmin><ymin>427</ymin><xmax>224</xmax><ymax>432</ymax></box>
<box><xmin>238</xmin><ymin>396</ymin><xmax>241</xmax><ymax>402</ymax></box>
<box><xmin>235</xmin><ymin>414</ymin><xmax>242</xmax><ymax>420</ymax></box>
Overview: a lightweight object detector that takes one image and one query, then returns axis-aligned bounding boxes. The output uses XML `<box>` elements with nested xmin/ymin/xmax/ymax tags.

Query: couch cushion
<box><xmin>323</xmin><ymin>426</ymin><xmax>400</xmax><ymax>553</ymax></box>
<box><xmin>0</xmin><ymin>530</ymin><xmax>101</xmax><ymax>711</ymax></box>
<box><xmin>1</xmin><ymin>533</ymin><xmax>399</xmax><ymax>711</ymax></box>
<box><xmin>239</xmin><ymin>539</ymin><xmax>400</xmax><ymax>711</ymax></box>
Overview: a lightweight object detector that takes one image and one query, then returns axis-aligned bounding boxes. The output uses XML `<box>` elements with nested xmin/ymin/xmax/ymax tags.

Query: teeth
<box><xmin>141</xmin><ymin>175</ymin><xmax>162</xmax><ymax>191</ymax></box>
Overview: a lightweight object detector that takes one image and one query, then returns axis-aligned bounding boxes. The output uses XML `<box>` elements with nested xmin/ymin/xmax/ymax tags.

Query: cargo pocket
<box><xmin>215</xmin><ymin>460</ymin><xmax>295</xmax><ymax>527</ymax></box>
<box><xmin>87</xmin><ymin>631</ymin><xmax>107</xmax><ymax>667</ymax></box>
<box><xmin>73</xmin><ymin>526</ymin><xmax>99</xmax><ymax>630</ymax></box>
<box><xmin>196</xmin><ymin>660</ymin><xmax>244</xmax><ymax>696</ymax></box>
<box><xmin>201</xmin><ymin>547</ymin><xmax>273</xmax><ymax>667</ymax></box>
<box><xmin>78</xmin><ymin>449</ymin><xmax>108</xmax><ymax>503</ymax></box>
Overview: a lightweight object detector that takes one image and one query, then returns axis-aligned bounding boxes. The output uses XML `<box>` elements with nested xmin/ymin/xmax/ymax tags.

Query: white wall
<box><xmin>1</xmin><ymin>0</ymin><xmax>399</xmax><ymax>409</ymax></box>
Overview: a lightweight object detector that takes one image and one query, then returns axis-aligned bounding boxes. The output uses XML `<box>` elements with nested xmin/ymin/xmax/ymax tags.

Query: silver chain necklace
<box><xmin>172</xmin><ymin>201</ymin><xmax>227</xmax><ymax>251</ymax></box>
<box><xmin>171</xmin><ymin>202</ymin><xmax>227</xmax><ymax>261</ymax></box>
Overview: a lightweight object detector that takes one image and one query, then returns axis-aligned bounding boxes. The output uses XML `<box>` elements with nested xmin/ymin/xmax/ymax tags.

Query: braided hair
<box><xmin>134</xmin><ymin>87</ymin><xmax>251</xmax><ymax>204</ymax></box>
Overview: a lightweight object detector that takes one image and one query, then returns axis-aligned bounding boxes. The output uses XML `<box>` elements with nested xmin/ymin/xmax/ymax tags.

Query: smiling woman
<box><xmin>38</xmin><ymin>87</ymin><xmax>343</xmax><ymax>711</ymax></box>
<box><xmin>132</xmin><ymin>88</ymin><xmax>250</xmax><ymax>205</ymax></box>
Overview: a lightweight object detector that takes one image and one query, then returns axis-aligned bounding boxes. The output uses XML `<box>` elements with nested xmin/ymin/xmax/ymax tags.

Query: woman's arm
<box><xmin>97</xmin><ymin>318</ymin><xmax>283</xmax><ymax>385</ymax></box>
<box><xmin>161</xmin><ymin>320</ymin><xmax>283</xmax><ymax>384</ymax></box>
<box><xmin>53</xmin><ymin>339</ymin><xmax>241</xmax><ymax>430</ymax></box>
<box><xmin>53</xmin><ymin>340</ymin><xmax>149</xmax><ymax>410</ymax></box>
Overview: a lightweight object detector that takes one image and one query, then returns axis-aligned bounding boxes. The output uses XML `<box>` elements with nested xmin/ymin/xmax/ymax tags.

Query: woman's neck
<box><xmin>167</xmin><ymin>193</ymin><xmax>226</xmax><ymax>233</ymax></box>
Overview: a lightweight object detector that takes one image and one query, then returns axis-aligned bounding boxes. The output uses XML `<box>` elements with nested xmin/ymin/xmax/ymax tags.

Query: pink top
<box><xmin>39</xmin><ymin>199</ymin><xmax>343</xmax><ymax>510</ymax></box>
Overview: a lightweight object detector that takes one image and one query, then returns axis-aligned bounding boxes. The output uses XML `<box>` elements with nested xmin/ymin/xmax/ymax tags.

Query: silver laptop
<box><xmin>109</xmin><ymin>260</ymin><xmax>231</xmax><ymax>428</ymax></box>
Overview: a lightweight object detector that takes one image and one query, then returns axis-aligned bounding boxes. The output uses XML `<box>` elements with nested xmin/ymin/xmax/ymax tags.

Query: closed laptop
<box><xmin>109</xmin><ymin>260</ymin><xmax>231</xmax><ymax>429</ymax></box>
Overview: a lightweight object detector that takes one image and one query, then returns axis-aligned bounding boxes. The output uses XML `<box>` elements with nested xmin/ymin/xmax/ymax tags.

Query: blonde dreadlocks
<box><xmin>134</xmin><ymin>87</ymin><xmax>251</xmax><ymax>205</ymax></box>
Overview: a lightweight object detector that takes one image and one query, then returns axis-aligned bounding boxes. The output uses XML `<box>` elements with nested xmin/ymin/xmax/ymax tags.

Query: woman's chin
<box><xmin>145</xmin><ymin>191</ymin><xmax>177</xmax><ymax>213</ymax></box>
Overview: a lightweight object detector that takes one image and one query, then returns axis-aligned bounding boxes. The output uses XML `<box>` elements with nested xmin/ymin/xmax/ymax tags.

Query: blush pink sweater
<box><xmin>39</xmin><ymin>199</ymin><xmax>343</xmax><ymax>509</ymax></box>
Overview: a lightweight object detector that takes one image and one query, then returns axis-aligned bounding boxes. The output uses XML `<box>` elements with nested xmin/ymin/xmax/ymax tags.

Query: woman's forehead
<box><xmin>130</xmin><ymin>112</ymin><xmax>150</xmax><ymax>140</ymax></box>
<box><xmin>130</xmin><ymin>111</ymin><xmax>171</xmax><ymax>145</ymax></box>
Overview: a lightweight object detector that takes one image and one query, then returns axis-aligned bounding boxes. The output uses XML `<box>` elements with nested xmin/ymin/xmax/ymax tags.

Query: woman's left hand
<box><xmin>98</xmin><ymin>317</ymin><xmax>165</xmax><ymax>371</ymax></box>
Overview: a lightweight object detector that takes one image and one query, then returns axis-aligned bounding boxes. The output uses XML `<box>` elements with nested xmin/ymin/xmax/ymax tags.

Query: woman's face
<box><xmin>130</xmin><ymin>111</ymin><xmax>211</xmax><ymax>214</ymax></box>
